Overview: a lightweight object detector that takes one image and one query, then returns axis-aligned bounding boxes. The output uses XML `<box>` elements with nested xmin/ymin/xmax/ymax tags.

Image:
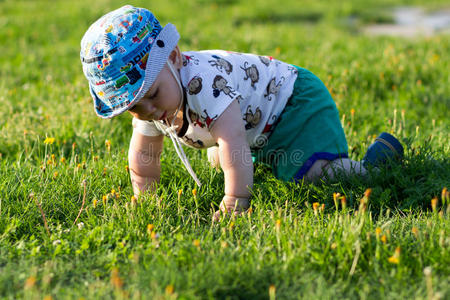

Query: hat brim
<box><xmin>91</xmin><ymin>23</ymin><xmax>180</xmax><ymax>119</ymax></box>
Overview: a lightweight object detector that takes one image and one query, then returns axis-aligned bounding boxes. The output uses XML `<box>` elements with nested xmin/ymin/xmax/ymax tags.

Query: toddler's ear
<box><xmin>169</xmin><ymin>45</ymin><xmax>183</xmax><ymax>69</ymax></box>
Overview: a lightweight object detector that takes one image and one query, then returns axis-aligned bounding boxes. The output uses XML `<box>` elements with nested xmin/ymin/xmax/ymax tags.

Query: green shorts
<box><xmin>252</xmin><ymin>66</ymin><xmax>348</xmax><ymax>182</ymax></box>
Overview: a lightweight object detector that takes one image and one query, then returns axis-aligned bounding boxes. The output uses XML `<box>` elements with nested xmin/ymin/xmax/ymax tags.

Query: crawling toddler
<box><xmin>80</xmin><ymin>5</ymin><xmax>403</xmax><ymax>218</ymax></box>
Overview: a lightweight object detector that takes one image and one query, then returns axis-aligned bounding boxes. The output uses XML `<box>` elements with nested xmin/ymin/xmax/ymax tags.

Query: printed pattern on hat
<box><xmin>80</xmin><ymin>5</ymin><xmax>179</xmax><ymax>118</ymax></box>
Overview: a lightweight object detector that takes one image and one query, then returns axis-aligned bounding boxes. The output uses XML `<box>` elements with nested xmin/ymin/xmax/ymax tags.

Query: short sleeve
<box><xmin>185</xmin><ymin>69</ymin><xmax>241</xmax><ymax>129</ymax></box>
<box><xmin>132</xmin><ymin>117</ymin><xmax>163</xmax><ymax>136</ymax></box>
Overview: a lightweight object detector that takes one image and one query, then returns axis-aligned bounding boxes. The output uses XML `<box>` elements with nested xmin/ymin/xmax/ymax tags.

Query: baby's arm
<box><xmin>210</xmin><ymin>99</ymin><xmax>253</xmax><ymax>215</ymax></box>
<box><xmin>128</xmin><ymin>129</ymin><xmax>164</xmax><ymax>198</ymax></box>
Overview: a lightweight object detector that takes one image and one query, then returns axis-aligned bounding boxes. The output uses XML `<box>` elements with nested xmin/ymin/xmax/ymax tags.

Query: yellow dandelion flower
<box><xmin>275</xmin><ymin>219</ymin><xmax>281</xmax><ymax>230</ymax></box>
<box><xmin>388</xmin><ymin>255</ymin><xmax>399</xmax><ymax>264</ymax></box>
<box><xmin>431</xmin><ymin>197</ymin><xmax>438</xmax><ymax>211</ymax></box>
<box><xmin>60</xmin><ymin>157</ymin><xmax>66</xmax><ymax>164</ymax></box>
<box><xmin>192</xmin><ymin>188</ymin><xmax>197</xmax><ymax>197</ymax></box>
<box><xmin>340</xmin><ymin>196</ymin><xmax>347</xmax><ymax>209</ymax></box>
<box><xmin>381</xmin><ymin>235</ymin><xmax>387</xmax><ymax>244</ymax></box>
<box><xmin>44</xmin><ymin>137</ymin><xmax>55</xmax><ymax>145</ymax></box>
<box><xmin>312</xmin><ymin>202</ymin><xmax>320</xmax><ymax>215</ymax></box>
<box><xmin>102</xmin><ymin>195</ymin><xmax>107</xmax><ymax>205</ymax></box>
<box><xmin>330</xmin><ymin>242</ymin><xmax>337</xmax><ymax>250</ymax></box>
<box><xmin>333</xmin><ymin>192</ymin><xmax>340</xmax><ymax>208</ymax></box>
<box><xmin>93</xmin><ymin>155</ymin><xmax>99</xmax><ymax>161</ymax></box>
<box><xmin>442</xmin><ymin>187</ymin><xmax>448</xmax><ymax>201</ymax></box>
<box><xmin>411</xmin><ymin>227</ymin><xmax>419</xmax><ymax>238</ymax></box>
<box><xmin>320</xmin><ymin>203</ymin><xmax>325</xmax><ymax>212</ymax></box>
<box><xmin>312</xmin><ymin>202</ymin><xmax>320</xmax><ymax>211</ymax></box>
<box><xmin>125</xmin><ymin>165</ymin><xmax>129</xmax><ymax>172</ymax></box>
<box><xmin>388</xmin><ymin>247</ymin><xmax>401</xmax><ymax>264</ymax></box>
<box><xmin>429</xmin><ymin>53</ymin><xmax>439</xmax><ymax>64</ymax></box>
<box><xmin>193</xmin><ymin>239</ymin><xmax>200</xmax><ymax>248</ymax></box>
<box><xmin>178</xmin><ymin>189</ymin><xmax>183</xmax><ymax>197</ymax></box>
<box><xmin>53</xmin><ymin>171</ymin><xmax>58</xmax><ymax>179</ymax></box>
<box><xmin>130</xmin><ymin>196</ymin><xmax>137</xmax><ymax>205</ymax></box>
<box><xmin>351</xmin><ymin>108</ymin><xmax>355</xmax><ymax>116</ymax></box>
<box><xmin>24</xmin><ymin>275</ymin><xmax>36</xmax><ymax>289</ymax></box>
<box><xmin>105</xmin><ymin>140</ymin><xmax>111</xmax><ymax>152</ymax></box>
<box><xmin>359</xmin><ymin>189</ymin><xmax>371</xmax><ymax>212</ymax></box>
<box><xmin>269</xmin><ymin>284</ymin><xmax>276</xmax><ymax>299</ymax></box>
<box><xmin>93</xmin><ymin>198</ymin><xmax>98</xmax><ymax>208</ymax></box>
<box><xmin>150</xmin><ymin>231</ymin><xmax>158</xmax><ymax>240</ymax></box>
<box><xmin>221</xmin><ymin>241</ymin><xmax>228</xmax><ymax>248</ymax></box>
<box><xmin>375</xmin><ymin>227</ymin><xmax>382</xmax><ymax>238</ymax></box>
<box><xmin>43</xmin><ymin>295</ymin><xmax>53</xmax><ymax>300</ymax></box>
<box><xmin>229</xmin><ymin>222</ymin><xmax>235</xmax><ymax>231</ymax></box>
<box><xmin>110</xmin><ymin>268</ymin><xmax>123</xmax><ymax>289</ymax></box>
<box><xmin>147</xmin><ymin>224</ymin><xmax>154</xmax><ymax>233</ymax></box>
<box><xmin>165</xmin><ymin>284</ymin><xmax>174</xmax><ymax>295</ymax></box>
<box><xmin>247</xmin><ymin>207</ymin><xmax>253</xmax><ymax>216</ymax></box>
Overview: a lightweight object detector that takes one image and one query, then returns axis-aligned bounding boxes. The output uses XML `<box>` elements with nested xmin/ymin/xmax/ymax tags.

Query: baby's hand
<box><xmin>207</xmin><ymin>146</ymin><xmax>221</xmax><ymax>170</ymax></box>
<box><xmin>213</xmin><ymin>195</ymin><xmax>250</xmax><ymax>221</ymax></box>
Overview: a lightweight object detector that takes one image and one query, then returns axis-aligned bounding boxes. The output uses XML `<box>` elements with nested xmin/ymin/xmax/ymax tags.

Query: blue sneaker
<box><xmin>362</xmin><ymin>132</ymin><xmax>404</xmax><ymax>168</ymax></box>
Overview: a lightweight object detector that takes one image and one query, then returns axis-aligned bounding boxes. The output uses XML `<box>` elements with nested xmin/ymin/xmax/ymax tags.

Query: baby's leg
<box><xmin>305</xmin><ymin>158</ymin><xmax>368</xmax><ymax>182</ymax></box>
<box><xmin>207</xmin><ymin>146</ymin><xmax>221</xmax><ymax>169</ymax></box>
<box><xmin>306</xmin><ymin>132</ymin><xmax>404</xmax><ymax>182</ymax></box>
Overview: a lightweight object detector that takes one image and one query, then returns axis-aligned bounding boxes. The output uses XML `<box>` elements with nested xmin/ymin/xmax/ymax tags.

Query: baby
<box><xmin>80</xmin><ymin>5</ymin><xmax>403</xmax><ymax>218</ymax></box>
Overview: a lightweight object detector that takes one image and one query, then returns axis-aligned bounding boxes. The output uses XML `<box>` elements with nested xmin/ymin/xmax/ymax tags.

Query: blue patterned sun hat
<box><xmin>80</xmin><ymin>5</ymin><xmax>179</xmax><ymax>118</ymax></box>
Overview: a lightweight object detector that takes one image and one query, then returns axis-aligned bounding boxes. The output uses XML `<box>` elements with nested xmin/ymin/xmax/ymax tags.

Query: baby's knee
<box><xmin>305</xmin><ymin>159</ymin><xmax>331</xmax><ymax>182</ymax></box>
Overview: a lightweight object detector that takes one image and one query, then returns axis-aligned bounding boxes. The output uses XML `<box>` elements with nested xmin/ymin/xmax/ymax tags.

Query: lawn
<box><xmin>0</xmin><ymin>0</ymin><xmax>449</xmax><ymax>298</ymax></box>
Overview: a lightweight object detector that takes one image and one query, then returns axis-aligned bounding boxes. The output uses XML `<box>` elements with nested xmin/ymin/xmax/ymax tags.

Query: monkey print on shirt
<box><xmin>212</xmin><ymin>75</ymin><xmax>237</xmax><ymax>98</ymax></box>
<box><xmin>243</xmin><ymin>105</ymin><xmax>262</xmax><ymax>130</ymax></box>
<box><xmin>208</xmin><ymin>55</ymin><xmax>233</xmax><ymax>75</ymax></box>
<box><xmin>182</xmin><ymin>54</ymin><xmax>199</xmax><ymax>66</ymax></box>
<box><xmin>177</xmin><ymin>50</ymin><xmax>298</xmax><ymax>149</ymax></box>
<box><xmin>200</xmin><ymin>110</ymin><xmax>218</xmax><ymax>129</ymax></box>
<box><xmin>187</xmin><ymin>76</ymin><xmax>203</xmax><ymax>95</ymax></box>
<box><xmin>262</xmin><ymin>114</ymin><xmax>278</xmax><ymax>134</ymax></box>
<box><xmin>240</xmin><ymin>62</ymin><xmax>259</xmax><ymax>89</ymax></box>
<box><xmin>264</xmin><ymin>77</ymin><xmax>285</xmax><ymax>101</ymax></box>
<box><xmin>188</xmin><ymin>109</ymin><xmax>205</xmax><ymax>128</ymax></box>
<box><xmin>259</xmin><ymin>55</ymin><xmax>274</xmax><ymax>66</ymax></box>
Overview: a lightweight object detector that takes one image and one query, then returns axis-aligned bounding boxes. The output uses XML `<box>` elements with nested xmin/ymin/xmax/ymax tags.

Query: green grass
<box><xmin>0</xmin><ymin>0</ymin><xmax>449</xmax><ymax>298</ymax></box>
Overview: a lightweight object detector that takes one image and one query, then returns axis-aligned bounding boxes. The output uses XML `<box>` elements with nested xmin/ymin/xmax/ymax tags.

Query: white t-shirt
<box><xmin>133</xmin><ymin>50</ymin><xmax>298</xmax><ymax>149</ymax></box>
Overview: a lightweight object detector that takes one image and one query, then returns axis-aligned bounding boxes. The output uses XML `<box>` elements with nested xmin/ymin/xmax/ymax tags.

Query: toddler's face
<box><xmin>128</xmin><ymin>63</ymin><xmax>182</xmax><ymax>121</ymax></box>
